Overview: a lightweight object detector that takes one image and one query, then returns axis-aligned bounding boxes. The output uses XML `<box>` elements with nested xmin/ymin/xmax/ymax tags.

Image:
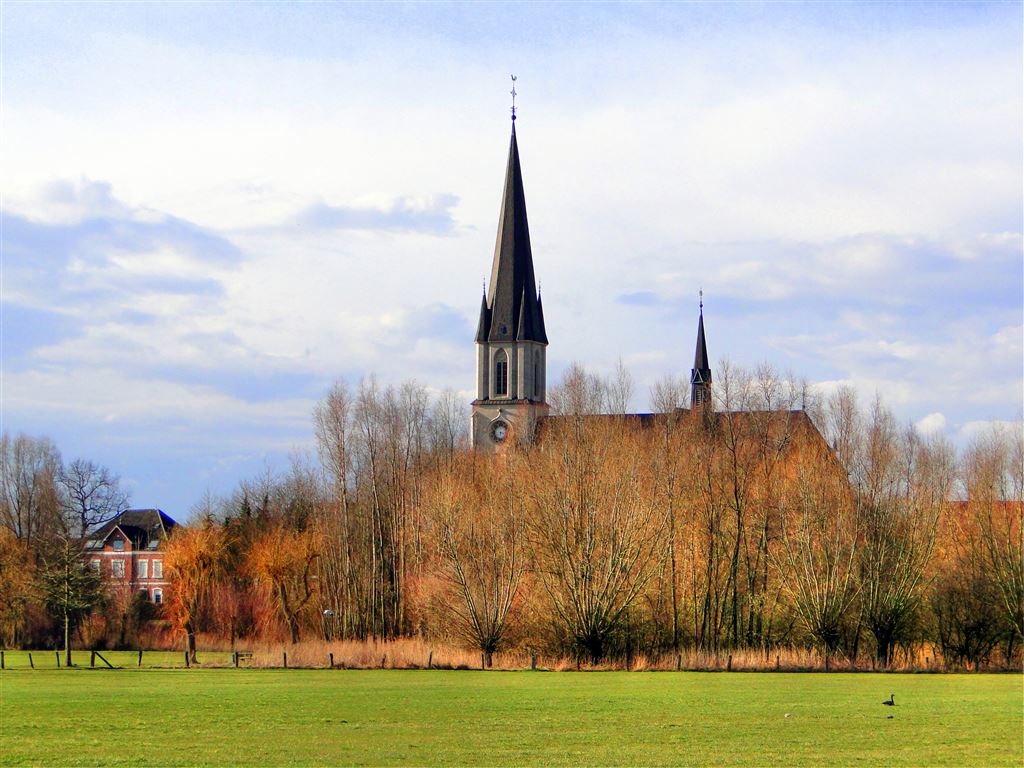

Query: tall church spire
<box><xmin>480</xmin><ymin>123</ymin><xmax>547</xmax><ymax>344</ymax></box>
<box><xmin>690</xmin><ymin>294</ymin><xmax>712</xmax><ymax>409</ymax></box>
<box><xmin>471</xmin><ymin>93</ymin><xmax>549</xmax><ymax>450</ymax></box>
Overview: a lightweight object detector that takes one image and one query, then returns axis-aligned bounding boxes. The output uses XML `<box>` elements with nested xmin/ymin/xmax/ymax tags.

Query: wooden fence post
<box><xmin>184</xmin><ymin>652</ymin><xmax>190</xmax><ymax>669</ymax></box>
<box><xmin>427</xmin><ymin>650</ymin><xmax>433</xmax><ymax>669</ymax></box>
<box><xmin>676</xmin><ymin>654</ymin><xmax>682</xmax><ymax>671</ymax></box>
<box><xmin>90</xmin><ymin>651</ymin><xmax>95</xmax><ymax>668</ymax></box>
<box><xmin>380</xmin><ymin>654</ymin><xmax>386</xmax><ymax>669</ymax></box>
<box><xmin>727</xmin><ymin>654</ymin><xmax>732</xmax><ymax>672</ymax></box>
<box><xmin>329</xmin><ymin>653</ymin><xmax>334</xmax><ymax>669</ymax></box>
<box><xmin>776</xmin><ymin>655</ymin><xmax>781</xmax><ymax>671</ymax></box>
<box><xmin>481</xmin><ymin>652</ymin><xmax>485</xmax><ymax>671</ymax></box>
<box><xmin>283</xmin><ymin>652</ymin><xmax>288</xmax><ymax>669</ymax></box>
<box><xmin>1</xmin><ymin>650</ymin><xmax>5</xmax><ymax>670</ymax></box>
<box><xmin>531</xmin><ymin>652</ymin><xmax>537</xmax><ymax>671</ymax></box>
<box><xmin>55</xmin><ymin>651</ymin><xmax>60</xmax><ymax>668</ymax></box>
<box><xmin>138</xmin><ymin>650</ymin><xmax>143</xmax><ymax>668</ymax></box>
<box><xmin>28</xmin><ymin>653</ymin><xmax>34</xmax><ymax>669</ymax></box>
<box><xmin>825</xmin><ymin>654</ymin><xmax>830</xmax><ymax>672</ymax></box>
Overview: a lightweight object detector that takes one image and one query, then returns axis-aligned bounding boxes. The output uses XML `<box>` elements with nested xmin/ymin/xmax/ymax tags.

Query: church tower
<box><xmin>690</xmin><ymin>298</ymin><xmax>713</xmax><ymax>410</ymax></box>
<box><xmin>471</xmin><ymin>116</ymin><xmax>548</xmax><ymax>449</ymax></box>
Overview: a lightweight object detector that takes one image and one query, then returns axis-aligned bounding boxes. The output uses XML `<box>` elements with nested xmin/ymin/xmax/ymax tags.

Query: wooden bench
<box><xmin>232</xmin><ymin>651</ymin><xmax>254</xmax><ymax>668</ymax></box>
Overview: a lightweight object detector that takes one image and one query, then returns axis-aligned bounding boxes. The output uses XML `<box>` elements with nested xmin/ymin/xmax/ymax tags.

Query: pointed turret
<box><xmin>690</xmin><ymin>299</ymin><xmax>713</xmax><ymax>409</ymax></box>
<box><xmin>475</xmin><ymin>291</ymin><xmax>491</xmax><ymax>343</ymax></box>
<box><xmin>485</xmin><ymin>124</ymin><xmax>547</xmax><ymax>344</ymax></box>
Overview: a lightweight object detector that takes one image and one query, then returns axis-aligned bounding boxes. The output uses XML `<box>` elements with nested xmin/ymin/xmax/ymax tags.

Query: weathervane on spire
<box><xmin>510</xmin><ymin>75</ymin><xmax>518</xmax><ymax>121</ymax></box>
<box><xmin>699</xmin><ymin>288</ymin><xmax>703</xmax><ymax>311</ymax></box>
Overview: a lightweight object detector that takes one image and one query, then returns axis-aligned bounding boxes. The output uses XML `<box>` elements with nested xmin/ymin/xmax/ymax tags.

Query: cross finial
<box><xmin>699</xmin><ymin>288</ymin><xmax>703</xmax><ymax>311</ymax></box>
<box><xmin>510</xmin><ymin>75</ymin><xmax>517</xmax><ymax>121</ymax></box>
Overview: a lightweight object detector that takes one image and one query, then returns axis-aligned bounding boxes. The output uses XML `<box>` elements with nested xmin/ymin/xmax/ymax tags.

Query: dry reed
<box><xmin>156</xmin><ymin>636</ymin><xmax>1019</xmax><ymax>673</ymax></box>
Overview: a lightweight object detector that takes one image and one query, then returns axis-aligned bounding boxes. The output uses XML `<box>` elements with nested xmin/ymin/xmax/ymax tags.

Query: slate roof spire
<box><xmin>692</xmin><ymin>297</ymin><xmax>711</xmax><ymax>382</ymax></box>
<box><xmin>478</xmin><ymin>119</ymin><xmax>547</xmax><ymax>344</ymax></box>
<box><xmin>690</xmin><ymin>293</ymin><xmax>712</xmax><ymax>409</ymax></box>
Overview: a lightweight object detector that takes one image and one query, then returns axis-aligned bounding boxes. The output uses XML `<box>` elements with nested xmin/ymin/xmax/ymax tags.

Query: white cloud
<box><xmin>915</xmin><ymin>412</ymin><xmax>947</xmax><ymax>435</ymax></box>
<box><xmin>957</xmin><ymin>420</ymin><xmax>1024</xmax><ymax>444</ymax></box>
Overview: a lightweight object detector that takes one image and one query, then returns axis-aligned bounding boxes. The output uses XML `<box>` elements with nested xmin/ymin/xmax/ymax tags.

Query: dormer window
<box><xmin>112</xmin><ymin>538</ymin><xmax>124</xmax><ymax>551</ymax></box>
<box><xmin>495</xmin><ymin>350</ymin><xmax>508</xmax><ymax>397</ymax></box>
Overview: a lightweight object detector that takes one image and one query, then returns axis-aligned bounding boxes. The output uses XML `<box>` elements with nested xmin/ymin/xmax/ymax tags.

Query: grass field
<box><xmin>0</xmin><ymin>669</ymin><xmax>1020</xmax><ymax>766</ymax></box>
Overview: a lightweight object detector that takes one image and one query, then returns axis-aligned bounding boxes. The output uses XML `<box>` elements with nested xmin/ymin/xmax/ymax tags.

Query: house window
<box><xmin>138</xmin><ymin>559</ymin><xmax>149</xmax><ymax>579</ymax></box>
<box><xmin>112</xmin><ymin>538</ymin><xmax>124</xmax><ymax>551</ymax></box>
<box><xmin>152</xmin><ymin>560</ymin><xmax>163</xmax><ymax>579</ymax></box>
<box><xmin>495</xmin><ymin>350</ymin><xmax>508</xmax><ymax>396</ymax></box>
<box><xmin>153</xmin><ymin>588</ymin><xmax>163</xmax><ymax>604</ymax></box>
<box><xmin>112</xmin><ymin>560</ymin><xmax>125</xmax><ymax>578</ymax></box>
<box><xmin>89</xmin><ymin>560</ymin><xmax>100</xmax><ymax>573</ymax></box>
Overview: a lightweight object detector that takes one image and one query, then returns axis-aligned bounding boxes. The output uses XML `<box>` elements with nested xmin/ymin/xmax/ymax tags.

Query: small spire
<box><xmin>537</xmin><ymin>280</ymin><xmax>542</xmax><ymax>298</ymax></box>
<box><xmin>699</xmin><ymin>288</ymin><xmax>703</xmax><ymax>312</ymax></box>
<box><xmin>510</xmin><ymin>75</ymin><xmax>518</xmax><ymax>121</ymax></box>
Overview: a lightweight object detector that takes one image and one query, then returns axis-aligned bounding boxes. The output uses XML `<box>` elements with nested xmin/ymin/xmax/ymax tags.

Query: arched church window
<box><xmin>495</xmin><ymin>350</ymin><xmax>508</xmax><ymax>396</ymax></box>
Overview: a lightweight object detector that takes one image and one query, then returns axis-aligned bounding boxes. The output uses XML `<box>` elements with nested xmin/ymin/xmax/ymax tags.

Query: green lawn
<box><xmin>0</xmin><ymin>669</ymin><xmax>1020</xmax><ymax>766</ymax></box>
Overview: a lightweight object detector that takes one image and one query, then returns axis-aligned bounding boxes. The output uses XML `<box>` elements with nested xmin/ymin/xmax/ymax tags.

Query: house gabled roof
<box><xmin>86</xmin><ymin>509</ymin><xmax>178</xmax><ymax>551</ymax></box>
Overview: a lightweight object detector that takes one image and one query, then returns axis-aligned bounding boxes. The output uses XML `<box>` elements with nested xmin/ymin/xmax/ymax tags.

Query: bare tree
<box><xmin>423</xmin><ymin>453</ymin><xmax>526</xmax><ymax>665</ymax></box>
<box><xmin>313</xmin><ymin>381</ymin><xmax>361</xmax><ymax>638</ymax></box>
<box><xmin>38</xmin><ymin>536</ymin><xmax>106</xmax><ymax>666</ymax></box>
<box><xmin>963</xmin><ymin>425</ymin><xmax>1024</xmax><ymax>653</ymax></box>
<box><xmin>649</xmin><ymin>374</ymin><xmax>688</xmax><ymax>413</ymax></box>
<box><xmin>164</xmin><ymin>523</ymin><xmax>229</xmax><ymax>661</ymax></box>
<box><xmin>527</xmin><ymin>419</ymin><xmax>663</xmax><ymax>663</ymax></box>
<box><xmin>248</xmin><ymin>525</ymin><xmax>321</xmax><ymax>644</ymax></box>
<box><xmin>547</xmin><ymin>363</ymin><xmax>608</xmax><ymax>416</ymax></box>
<box><xmin>429</xmin><ymin>388</ymin><xmax>466</xmax><ymax>461</ymax></box>
<box><xmin>58</xmin><ymin>459</ymin><xmax>130</xmax><ymax>538</ymax></box>
<box><xmin>605</xmin><ymin>359</ymin><xmax>634</xmax><ymax>415</ymax></box>
<box><xmin>0</xmin><ymin>529</ymin><xmax>35</xmax><ymax>648</ymax></box>
<box><xmin>774</xmin><ymin>462</ymin><xmax>860</xmax><ymax>659</ymax></box>
<box><xmin>855</xmin><ymin>403</ymin><xmax>952</xmax><ymax>666</ymax></box>
<box><xmin>0</xmin><ymin>433</ymin><xmax>62</xmax><ymax>546</ymax></box>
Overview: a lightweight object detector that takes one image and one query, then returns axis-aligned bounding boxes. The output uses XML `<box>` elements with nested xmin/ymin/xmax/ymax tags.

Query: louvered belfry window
<box><xmin>495</xmin><ymin>350</ymin><xmax>508</xmax><ymax>396</ymax></box>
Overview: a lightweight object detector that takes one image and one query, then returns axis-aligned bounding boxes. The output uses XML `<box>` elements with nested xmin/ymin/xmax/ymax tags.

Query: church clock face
<box><xmin>490</xmin><ymin>420</ymin><xmax>509</xmax><ymax>443</ymax></box>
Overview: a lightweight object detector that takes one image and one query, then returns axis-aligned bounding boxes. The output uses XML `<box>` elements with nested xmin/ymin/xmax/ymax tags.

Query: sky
<box><xmin>2</xmin><ymin>2</ymin><xmax>1022</xmax><ymax>518</ymax></box>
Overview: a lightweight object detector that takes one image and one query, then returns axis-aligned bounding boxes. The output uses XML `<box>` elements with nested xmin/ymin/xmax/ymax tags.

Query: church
<box><xmin>470</xmin><ymin>114</ymin><xmax>715</xmax><ymax>450</ymax></box>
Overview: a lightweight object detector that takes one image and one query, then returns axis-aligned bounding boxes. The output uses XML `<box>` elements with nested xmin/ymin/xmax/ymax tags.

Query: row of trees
<box><xmin>0</xmin><ymin>433</ymin><xmax>130</xmax><ymax>659</ymax></box>
<box><xmin>159</xmin><ymin>366</ymin><xmax>1022</xmax><ymax>669</ymax></box>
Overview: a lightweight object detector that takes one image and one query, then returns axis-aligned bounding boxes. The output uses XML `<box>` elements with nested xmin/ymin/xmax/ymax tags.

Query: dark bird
<box><xmin>883</xmin><ymin>694</ymin><xmax>895</xmax><ymax>706</ymax></box>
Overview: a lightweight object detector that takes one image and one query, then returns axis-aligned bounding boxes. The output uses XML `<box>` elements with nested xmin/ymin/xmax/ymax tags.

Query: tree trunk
<box><xmin>185</xmin><ymin>622</ymin><xmax>197</xmax><ymax>663</ymax></box>
<box><xmin>63</xmin><ymin>609</ymin><xmax>71</xmax><ymax>667</ymax></box>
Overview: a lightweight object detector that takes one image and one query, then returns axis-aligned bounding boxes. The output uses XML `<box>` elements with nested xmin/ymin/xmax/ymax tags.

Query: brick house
<box><xmin>84</xmin><ymin>509</ymin><xmax>177</xmax><ymax>604</ymax></box>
